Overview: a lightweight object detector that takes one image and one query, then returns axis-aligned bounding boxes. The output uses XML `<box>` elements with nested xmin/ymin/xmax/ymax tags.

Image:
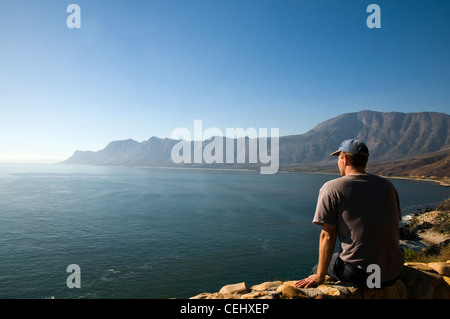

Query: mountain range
<box><xmin>62</xmin><ymin>110</ymin><xmax>450</xmax><ymax>178</ymax></box>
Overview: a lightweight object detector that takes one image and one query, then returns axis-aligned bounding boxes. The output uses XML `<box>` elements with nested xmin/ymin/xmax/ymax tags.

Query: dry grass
<box><xmin>405</xmin><ymin>246</ymin><xmax>450</xmax><ymax>263</ymax></box>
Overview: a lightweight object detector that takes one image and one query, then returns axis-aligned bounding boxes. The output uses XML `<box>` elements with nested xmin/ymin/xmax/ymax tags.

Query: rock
<box><xmin>443</xmin><ymin>276</ymin><xmax>450</xmax><ymax>286</ymax></box>
<box><xmin>424</xmin><ymin>239</ymin><xmax>450</xmax><ymax>256</ymax></box>
<box><xmin>428</xmin><ymin>262</ymin><xmax>450</xmax><ymax>276</ymax></box>
<box><xmin>276</xmin><ymin>283</ymin><xmax>316</xmax><ymax>299</ymax></box>
<box><xmin>404</xmin><ymin>262</ymin><xmax>435</xmax><ymax>273</ymax></box>
<box><xmin>415</xmin><ymin>221</ymin><xmax>433</xmax><ymax>231</ymax></box>
<box><xmin>274</xmin><ymin>281</ymin><xmax>321</xmax><ymax>299</ymax></box>
<box><xmin>317</xmin><ymin>285</ymin><xmax>344</xmax><ymax>299</ymax></box>
<box><xmin>274</xmin><ymin>281</ymin><xmax>293</xmax><ymax>296</ymax></box>
<box><xmin>240</xmin><ymin>291</ymin><xmax>273</xmax><ymax>299</ymax></box>
<box><xmin>190</xmin><ymin>292</ymin><xmax>212</xmax><ymax>299</ymax></box>
<box><xmin>190</xmin><ymin>263</ymin><xmax>450</xmax><ymax>299</ymax></box>
<box><xmin>385</xmin><ymin>280</ymin><xmax>408</xmax><ymax>299</ymax></box>
<box><xmin>400</xmin><ymin>265</ymin><xmax>450</xmax><ymax>298</ymax></box>
<box><xmin>219</xmin><ymin>282</ymin><xmax>248</xmax><ymax>295</ymax></box>
<box><xmin>190</xmin><ymin>292</ymin><xmax>242</xmax><ymax>299</ymax></box>
<box><xmin>361</xmin><ymin>279</ymin><xmax>407</xmax><ymax>299</ymax></box>
<box><xmin>400</xmin><ymin>225</ymin><xmax>419</xmax><ymax>240</ymax></box>
<box><xmin>250</xmin><ymin>281</ymin><xmax>283</xmax><ymax>292</ymax></box>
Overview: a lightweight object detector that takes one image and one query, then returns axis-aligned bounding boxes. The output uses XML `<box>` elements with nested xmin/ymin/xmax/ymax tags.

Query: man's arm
<box><xmin>294</xmin><ymin>223</ymin><xmax>337</xmax><ymax>288</ymax></box>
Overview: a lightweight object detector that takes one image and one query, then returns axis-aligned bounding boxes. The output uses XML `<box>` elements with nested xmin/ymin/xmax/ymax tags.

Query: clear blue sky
<box><xmin>0</xmin><ymin>0</ymin><xmax>449</xmax><ymax>162</ymax></box>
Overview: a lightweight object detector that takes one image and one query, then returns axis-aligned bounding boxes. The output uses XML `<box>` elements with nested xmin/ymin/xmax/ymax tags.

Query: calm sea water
<box><xmin>0</xmin><ymin>163</ymin><xmax>448</xmax><ymax>299</ymax></box>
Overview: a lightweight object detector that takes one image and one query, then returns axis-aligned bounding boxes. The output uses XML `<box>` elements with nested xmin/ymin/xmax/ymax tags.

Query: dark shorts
<box><xmin>311</xmin><ymin>252</ymin><xmax>399</xmax><ymax>288</ymax></box>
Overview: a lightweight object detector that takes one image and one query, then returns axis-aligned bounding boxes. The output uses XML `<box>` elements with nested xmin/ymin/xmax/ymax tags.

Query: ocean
<box><xmin>0</xmin><ymin>163</ymin><xmax>448</xmax><ymax>299</ymax></box>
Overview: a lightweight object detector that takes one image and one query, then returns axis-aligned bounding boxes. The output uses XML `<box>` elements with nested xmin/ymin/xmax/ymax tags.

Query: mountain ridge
<box><xmin>278</xmin><ymin>110</ymin><xmax>449</xmax><ymax>165</ymax></box>
<box><xmin>62</xmin><ymin>110</ymin><xmax>450</xmax><ymax>177</ymax></box>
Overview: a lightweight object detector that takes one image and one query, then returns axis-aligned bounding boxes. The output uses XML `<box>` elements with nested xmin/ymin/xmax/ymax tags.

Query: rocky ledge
<box><xmin>190</xmin><ymin>261</ymin><xmax>450</xmax><ymax>299</ymax></box>
<box><xmin>400</xmin><ymin>199</ymin><xmax>450</xmax><ymax>256</ymax></box>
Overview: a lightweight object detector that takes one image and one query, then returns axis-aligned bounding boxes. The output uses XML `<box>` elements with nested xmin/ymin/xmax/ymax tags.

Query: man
<box><xmin>295</xmin><ymin>139</ymin><xmax>405</xmax><ymax>289</ymax></box>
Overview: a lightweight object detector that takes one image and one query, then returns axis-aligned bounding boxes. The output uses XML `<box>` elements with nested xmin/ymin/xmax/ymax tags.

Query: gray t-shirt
<box><xmin>313</xmin><ymin>173</ymin><xmax>405</xmax><ymax>282</ymax></box>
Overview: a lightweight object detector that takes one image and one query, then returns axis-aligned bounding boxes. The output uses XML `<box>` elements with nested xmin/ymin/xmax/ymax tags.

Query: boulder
<box><xmin>190</xmin><ymin>262</ymin><xmax>450</xmax><ymax>299</ymax></box>
<box><xmin>427</xmin><ymin>262</ymin><xmax>450</xmax><ymax>276</ymax></box>
<box><xmin>250</xmin><ymin>281</ymin><xmax>283</xmax><ymax>292</ymax></box>
<box><xmin>218</xmin><ymin>282</ymin><xmax>248</xmax><ymax>295</ymax></box>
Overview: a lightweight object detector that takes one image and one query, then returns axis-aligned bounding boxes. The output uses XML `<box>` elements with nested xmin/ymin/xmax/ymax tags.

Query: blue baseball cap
<box><xmin>330</xmin><ymin>139</ymin><xmax>369</xmax><ymax>156</ymax></box>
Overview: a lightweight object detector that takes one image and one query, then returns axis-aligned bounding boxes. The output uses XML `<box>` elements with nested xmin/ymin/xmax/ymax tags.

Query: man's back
<box><xmin>313</xmin><ymin>173</ymin><xmax>405</xmax><ymax>282</ymax></box>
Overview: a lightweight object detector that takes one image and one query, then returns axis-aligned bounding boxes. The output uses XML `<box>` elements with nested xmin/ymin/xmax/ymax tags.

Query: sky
<box><xmin>0</xmin><ymin>0</ymin><xmax>449</xmax><ymax>162</ymax></box>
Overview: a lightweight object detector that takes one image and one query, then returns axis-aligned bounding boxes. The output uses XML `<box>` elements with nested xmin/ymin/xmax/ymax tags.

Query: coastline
<box><xmin>380</xmin><ymin>175</ymin><xmax>450</xmax><ymax>187</ymax></box>
<box><xmin>57</xmin><ymin>162</ymin><xmax>450</xmax><ymax>187</ymax></box>
<box><xmin>400</xmin><ymin>199</ymin><xmax>450</xmax><ymax>261</ymax></box>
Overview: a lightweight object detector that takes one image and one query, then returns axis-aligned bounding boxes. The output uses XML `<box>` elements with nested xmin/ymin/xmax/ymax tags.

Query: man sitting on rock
<box><xmin>295</xmin><ymin>139</ymin><xmax>405</xmax><ymax>289</ymax></box>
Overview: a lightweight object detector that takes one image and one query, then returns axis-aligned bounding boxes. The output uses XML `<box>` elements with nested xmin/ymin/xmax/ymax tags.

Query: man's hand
<box><xmin>295</xmin><ymin>224</ymin><xmax>337</xmax><ymax>289</ymax></box>
<box><xmin>294</xmin><ymin>274</ymin><xmax>325</xmax><ymax>288</ymax></box>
